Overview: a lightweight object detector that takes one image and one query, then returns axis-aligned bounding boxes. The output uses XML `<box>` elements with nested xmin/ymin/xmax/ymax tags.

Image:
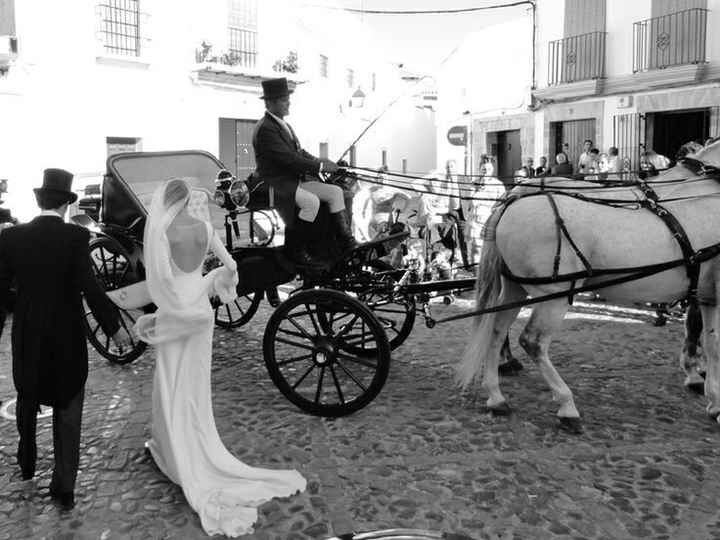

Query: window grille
<box><xmin>228</xmin><ymin>0</ymin><xmax>257</xmax><ymax>68</ymax></box>
<box><xmin>320</xmin><ymin>54</ymin><xmax>328</xmax><ymax>77</ymax></box>
<box><xmin>346</xmin><ymin>68</ymin><xmax>354</xmax><ymax>88</ymax></box>
<box><xmin>371</xmin><ymin>72</ymin><xmax>376</xmax><ymax>91</ymax></box>
<box><xmin>98</xmin><ymin>0</ymin><xmax>141</xmax><ymax>56</ymax></box>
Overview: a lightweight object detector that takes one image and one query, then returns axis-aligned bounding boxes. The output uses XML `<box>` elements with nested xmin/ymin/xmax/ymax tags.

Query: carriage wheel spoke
<box><xmin>286</xmin><ymin>314</ymin><xmax>315</xmax><ymax>339</ymax></box>
<box><xmin>335</xmin><ymin>359</ymin><xmax>367</xmax><ymax>392</ymax></box>
<box><xmin>91</xmin><ymin>322</ymin><xmax>102</xmax><ymax>338</ymax></box>
<box><xmin>104</xmin><ymin>334</ymin><xmax>111</xmax><ymax>352</ymax></box>
<box><xmin>291</xmin><ymin>364</ymin><xmax>316</xmax><ymax>390</ymax></box>
<box><xmin>304</xmin><ymin>304</ymin><xmax>321</xmax><ymax>334</ymax></box>
<box><xmin>336</xmin><ymin>314</ymin><xmax>360</xmax><ymax>337</ymax></box>
<box><xmin>278</xmin><ymin>327</ymin><xmax>311</xmax><ymax>340</ymax></box>
<box><xmin>224</xmin><ymin>304</ymin><xmax>232</xmax><ymax>321</ymax></box>
<box><xmin>377</xmin><ymin>317</ymin><xmax>399</xmax><ymax>334</ymax></box>
<box><xmin>98</xmin><ymin>247</ymin><xmax>110</xmax><ymax>280</ymax></box>
<box><xmin>341</xmin><ymin>333</ymin><xmax>379</xmax><ymax>346</ymax></box>
<box><xmin>277</xmin><ymin>353</ymin><xmax>313</xmax><ymax>367</ymax></box>
<box><xmin>330</xmin><ymin>365</ymin><xmax>345</xmax><ymax>404</ymax></box>
<box><xmin>314</xmin><ymin>366</ymin><xmax>326</xmax><ymax>403</ymax></box>
<box><xmin>335</xmin><ymin>352</ymin><xmax>377</xmax><ymax>370</ymax></box>
<box><xmin>275</xmin><ymin>336</ymin><xmax>315</xmax><ymax>351</ymax></box>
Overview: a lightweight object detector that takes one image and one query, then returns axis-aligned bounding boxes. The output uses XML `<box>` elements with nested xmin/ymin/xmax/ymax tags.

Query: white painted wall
<box><xmin>435</xmin><ymin>15</ymin><xmax>533</xmax><ymax>171</ymax></box>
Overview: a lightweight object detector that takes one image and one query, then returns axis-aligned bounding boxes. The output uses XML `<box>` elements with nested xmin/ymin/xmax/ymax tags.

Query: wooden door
<box><xmin>560</xmin><ymin>119</ymin><xmax>596</xmax><ymax>171</ymax></box>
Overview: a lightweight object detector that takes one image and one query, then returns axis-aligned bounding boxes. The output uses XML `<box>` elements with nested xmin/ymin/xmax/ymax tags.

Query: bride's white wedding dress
<box><xmin>135</xmin><ymin>182</ymin><xmax>305</xmax><ymax>537</ymax></box>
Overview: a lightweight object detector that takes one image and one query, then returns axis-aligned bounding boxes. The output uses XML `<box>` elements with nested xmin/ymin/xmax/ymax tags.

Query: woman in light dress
<box><xmin>134</xmin><ymin>178</ymin><xmax>306</xmax><ymax>537</ymax></box>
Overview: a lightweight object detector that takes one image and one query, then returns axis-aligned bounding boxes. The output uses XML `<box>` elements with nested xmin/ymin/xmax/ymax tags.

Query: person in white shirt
<box><xmin>577</xmin><ymin>139</ymin><xmax>593</xmax><ymax>173</ymax></box>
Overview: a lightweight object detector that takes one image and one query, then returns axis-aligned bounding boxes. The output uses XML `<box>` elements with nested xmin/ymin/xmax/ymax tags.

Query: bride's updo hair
<box><xmin>163</xmin><ymin>178</ymin><xmax>191</xmax><ymax>209</ymax></box>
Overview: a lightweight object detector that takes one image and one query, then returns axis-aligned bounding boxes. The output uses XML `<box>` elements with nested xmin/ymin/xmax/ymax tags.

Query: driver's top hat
<box><xmin>34</xmin><ymin>168</ymin><xmax>78</xmax><ymax>204</ymax></box>
<box><xmin>260</xmin><ymin>77</ymin><xmax>293</xmax><ymax>100</ymax></box>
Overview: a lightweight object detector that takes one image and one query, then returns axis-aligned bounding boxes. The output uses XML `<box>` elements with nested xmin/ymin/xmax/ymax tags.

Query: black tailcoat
<box><xmin>252</xmin><ymin>112</ymin><xmax>322</xmax><ymax>226</ymax></box>
<box><xmin>0</xmin><ymin>216</ymin><xmax>120</xmax><ymax>407</ymax></box>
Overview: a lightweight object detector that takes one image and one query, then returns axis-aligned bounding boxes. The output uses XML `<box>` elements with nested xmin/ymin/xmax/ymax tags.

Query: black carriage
<box><xmin>75</xmin><ymin>150</ymin><xmax>416</xmax><ymax>417</ymax></box>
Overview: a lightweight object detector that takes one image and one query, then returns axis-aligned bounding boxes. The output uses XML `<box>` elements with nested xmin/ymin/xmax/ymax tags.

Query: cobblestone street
<box><xmin>2</xmin><ymin>297</ymin><xmax>720</xmax><ymax>539</ymax></box>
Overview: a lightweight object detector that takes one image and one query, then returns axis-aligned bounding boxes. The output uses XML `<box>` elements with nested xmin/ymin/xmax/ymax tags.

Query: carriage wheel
<box><xmin>214</xmin><ymin>290</ymin><xmax>263</xmax><ymax>328</ymax></box>
<box><xmin>83</xmin><ymin>236</ymin><xmax>147</xmax><ymax>365</ymax></box>
<box><xmin>326</xmin><ymin>260</ymin><xmax>416</xmax><ymax>356</ymax></box>
<box><xmin>263</xmin><ymin>289</ymin><xmax>390</xmax><ymax>417</ymax></box>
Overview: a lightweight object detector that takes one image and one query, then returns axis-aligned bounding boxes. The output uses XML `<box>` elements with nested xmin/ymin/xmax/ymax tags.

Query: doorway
<box><xmin>486</xmin><ymin>129</ymin><xmax>521</xmax><ymax>186</ymax></box>
<box><xmin>646</xmin><ymin>108</ymin><xmax>710</xmax><ymax>161</ymax></box>
<box><xmin>550</xmin><ymin>118</ymin><xmax>596</xmax><ymax>169</ymax></box>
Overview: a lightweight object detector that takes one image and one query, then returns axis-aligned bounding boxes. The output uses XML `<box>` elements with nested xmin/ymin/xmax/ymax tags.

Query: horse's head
<box><xmin>687</xmin><ymin>137</ymin><xmax>720</xmax><ymax>171</ymax></box>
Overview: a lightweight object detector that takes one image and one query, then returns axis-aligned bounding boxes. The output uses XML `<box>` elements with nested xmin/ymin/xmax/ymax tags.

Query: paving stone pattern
<box><xmin>1</xmin><ymin>298</ymin><xmax>720</xmax><ymax>539</ymax></box>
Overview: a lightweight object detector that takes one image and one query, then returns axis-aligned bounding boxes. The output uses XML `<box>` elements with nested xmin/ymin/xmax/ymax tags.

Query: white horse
<box><xmin>457</xmin><ymin>139</ymin><xmax>720</xmax><ymax>433</ymax></box>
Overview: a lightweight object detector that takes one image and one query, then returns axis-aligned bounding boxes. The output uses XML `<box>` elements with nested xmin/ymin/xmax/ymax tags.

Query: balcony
<box><xmin>548</xmin><ymin>31</ymin><xmax>606</xmax><ymax>86</ymax></box>
<box><xmin>633</xmin><ymin>8</ymin><xmax>707</xmax><ymax>73</ymax></box>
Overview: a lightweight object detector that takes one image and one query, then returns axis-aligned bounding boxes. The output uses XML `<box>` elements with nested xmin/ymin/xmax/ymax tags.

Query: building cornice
<box><xmin>533</xmin><ymin>62</ymin><xmax>720</xmax><ymax>106</ymax></box>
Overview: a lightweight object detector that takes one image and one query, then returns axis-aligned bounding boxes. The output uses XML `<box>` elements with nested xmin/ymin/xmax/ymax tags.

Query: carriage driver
<box><xmin>252</xmin><ymin>77</ymin><xmax>358</xmax><ymax>266</ymax></box>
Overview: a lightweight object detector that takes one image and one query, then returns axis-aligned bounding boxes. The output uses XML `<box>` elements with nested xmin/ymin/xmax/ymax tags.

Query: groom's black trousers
<box><xmin>16</xmin><ymin>387</ymin><xmax>85</xmax><ymax>493</ymax></box>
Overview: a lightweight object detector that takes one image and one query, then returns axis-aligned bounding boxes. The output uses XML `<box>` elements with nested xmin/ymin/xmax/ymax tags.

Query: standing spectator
<box><xmin>535</xmin><ymin>156</ymin><xmax>548</xmax><ymax>177</ymax></box>
<box><xmin>585</xmin><ymin>148</ymin><xmax>601</xmax><ymax>179</ymax></box>
<box><xmin>605</xmin><ymin>147</ymin><xmax>621</xmax><ymax>175</ymax></box>
<box><xmin>444</xmin><ymin>159</ymin><xmax>469</xmax><ymax>267</ymax></box>
<box><xmin>577</xmin><ymin>139</ymin><xmax>593</xmax><ymax>174</ymax></box>
<box><xmin>465</xmin><ymin>172</ymin><xmax>505</xmax><ymax>264</ymax></box>
<box><xmin>550</xmin><ymin>152</ymin><xmax>573</xmax><ymax>176</ymax></box>
<box><xmin>561</xmin><ymin>143</ymin><xmax>570</xmax><ymax>163</ymax></box>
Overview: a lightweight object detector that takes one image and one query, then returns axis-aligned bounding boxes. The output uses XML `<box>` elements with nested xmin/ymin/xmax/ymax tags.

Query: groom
<box><xmin>0</xmin><ymin>168</ymin><xmax>131</xmax><ymax>510</ymax></box>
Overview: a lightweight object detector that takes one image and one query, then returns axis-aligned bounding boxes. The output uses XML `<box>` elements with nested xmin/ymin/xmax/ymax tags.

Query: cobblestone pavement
<box><xmin>1</xmin><ymin>297</ymin><xmax>720</xmax><ymax>539</ymax></box>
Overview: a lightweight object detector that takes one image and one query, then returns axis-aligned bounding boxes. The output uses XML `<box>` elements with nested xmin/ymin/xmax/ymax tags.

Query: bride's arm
<box><xmin>208</xmin><ymin>231</ymin><xmax>237</xmax><ymax>272</ymax></box>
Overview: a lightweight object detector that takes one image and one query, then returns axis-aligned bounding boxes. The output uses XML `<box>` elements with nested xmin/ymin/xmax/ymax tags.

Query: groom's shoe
<box><xmin>49</xmin><ymin>486</ymin><xmax>75</xmax><ymax>511</ymax></box>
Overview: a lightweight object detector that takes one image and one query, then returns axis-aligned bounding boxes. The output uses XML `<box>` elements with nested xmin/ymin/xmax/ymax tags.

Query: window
<box><xmin>319</xmin><ymin>54</ymin><xmax>328</xmax><ymax>77</ymax></box>
<box><xmin>228</xmin><ymin>0</ymin><xmax>258</xmax><ymax>68</ymax></box>
<box><xmin>371</xmin><ymin>72</ymin><xmax>376</xmax><ymax>91</ymax></box>
<box><xmin>99</xmin><ymin>0</ymin><xmax>141</xmax><ymax>56</ymax></box>
<box><xmin>346</xmin><ymin>68</ymin><xmax>354</xmax><ymax>88</ymax></box>
<box><xmin>319</xmin><ymin>142</ymin><xmax>329</xmax><ymax>159</ymax></box>
<box><xmin>106</xmin><ymin>136</ymin><xmax>142</xmax><ymax>157</ymax></box>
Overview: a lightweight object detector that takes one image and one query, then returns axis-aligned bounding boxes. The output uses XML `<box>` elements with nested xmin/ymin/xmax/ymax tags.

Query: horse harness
<box><xmin>495</xmin><ymin>159</ymin><xmax>720</xmax><ymax>307</ymax></box>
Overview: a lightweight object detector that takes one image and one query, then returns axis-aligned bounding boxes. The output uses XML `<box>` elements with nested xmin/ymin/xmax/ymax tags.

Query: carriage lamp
<box><xmin>229</xmin><ymin>179</ymin><xmax>249</xmax><ymax>208</ymax></box>
<box><xmin>213</xmin><ymin>177</ymin><xmax>249</xmax><ymax>211</ymax></box>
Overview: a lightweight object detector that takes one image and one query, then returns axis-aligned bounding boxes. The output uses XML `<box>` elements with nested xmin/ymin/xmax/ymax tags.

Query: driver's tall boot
<box><xmin>286</xmin><ymin>219</ymin><xmax>322</xmax><ymax>268</ymax></box>
<box><xmin>330</xmin><ymin>209</ymin><xmax>359</xmax><ymax>253</ymax></box>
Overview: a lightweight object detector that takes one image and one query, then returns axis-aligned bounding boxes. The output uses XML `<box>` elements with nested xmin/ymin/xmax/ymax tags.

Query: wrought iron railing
<box><xmin>633</xmin><ymin>8</ymin><xmax>707</xmax><ymax>72</ymax></box>
<box><xmin>548</xmin><ymin>31</ymin><xmax>606</xmax><ymax>86</ymax></box>
<box><xmin>227</xmin><ymin>27</ymin><xmax>257</xmax><ymax>68</ymax></box>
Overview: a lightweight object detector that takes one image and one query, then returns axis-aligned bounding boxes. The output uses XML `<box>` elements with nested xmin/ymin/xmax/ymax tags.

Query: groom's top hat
<box><xmin>34</xmin><ymin>168</ymin><xmax>78</xmax><ymax>204</ymax></box>
<box><xmin>260</xmin><ymin>77</ymin><xmax>293</xmax><ymax>100</ymax></box>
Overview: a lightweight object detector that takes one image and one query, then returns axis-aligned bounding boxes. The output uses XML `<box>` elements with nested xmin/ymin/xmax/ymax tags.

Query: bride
<box><xmin>134</xmin><ymin>178</ymin><xmax>306</xmax><ymax>537</ymax></box>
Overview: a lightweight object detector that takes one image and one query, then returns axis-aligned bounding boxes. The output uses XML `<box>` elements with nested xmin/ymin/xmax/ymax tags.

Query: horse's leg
<box><xmin>499</xmin><ymin>334</ymin><xmax>524</xmax><ymax>375</ymax></box>
<box><xmin>680</xmin><ymin>300</ymin><xmax>705</xmax><ymax>393</ymax></box>
<box><xmin>701</xmin><ymin>303</ymin><xmax>720</xmax><ymax>421</ymax></box>
<box><xmin>519</xmin><ymin>298</ymin><xmax>581</xmax><ymax>433</ymax></box>
<box><xmin>481</xmin><ymin>305</ymin><xmax>522</xmax><ymax>415</ymax></box>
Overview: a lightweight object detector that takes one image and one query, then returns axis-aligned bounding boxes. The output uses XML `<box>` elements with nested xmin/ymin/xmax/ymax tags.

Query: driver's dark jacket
<box><xmin>0</xmin><ymin>217</ymin><xmax>120</xmax><ymax>407</ymax></box>
<box><xmin>252</xmin><ymin>112</ymin><xmax>321</xmax><ymax>226</ymax></box>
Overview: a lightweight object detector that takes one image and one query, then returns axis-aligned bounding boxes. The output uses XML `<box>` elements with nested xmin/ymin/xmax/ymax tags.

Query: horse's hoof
<box><xmin>487</xmin><ymin>402</ymin><xmax>512</xmax><ymax>416</ymax></box>
<box><xmin>499</xmin><ymin>358</ymin><xmax>524</xmax><ymax>377</ymax></box>
<box><xmin>686</xmin><ymin>381</ymin><xmax>705</xmax><ymax>395</ymax></box>
<box><xmin>558</xmin><ymin>417</ymin><xmax>583</xmax><ymax>434</ymax></box>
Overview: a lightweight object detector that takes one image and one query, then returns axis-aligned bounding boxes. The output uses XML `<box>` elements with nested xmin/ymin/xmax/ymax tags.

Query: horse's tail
<box><xmin>455</xmin><ymin>238</ymin><xmax>505</xmax><ymax>389</ymax></box>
